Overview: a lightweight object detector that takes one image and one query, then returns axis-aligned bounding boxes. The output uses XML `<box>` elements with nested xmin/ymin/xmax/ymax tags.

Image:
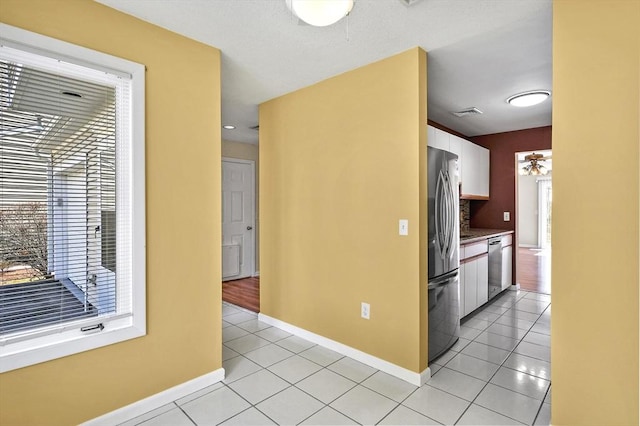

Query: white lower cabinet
<box><xmin>463</xmin><ymin>261</ymin><xmax>476</xmax><ymax>317</ymax></box>
<box><xmin>459</xmin><ymin>263</ymin><xmax>465</xmax><ymax>317</ymax></box>
<box><xmin>476</xmin><ymin>255</ymin><xmax>489</xmax><ymax>306</ymax></box>
<box><xmin>501</xmin><ymin>244</ymin><xmax>513</xmax><ymax>290</ymax></box>
<box><xmin>461</xmin><ymin>254</ymin><xmax>489</xmax><ymax>318</ymax></box>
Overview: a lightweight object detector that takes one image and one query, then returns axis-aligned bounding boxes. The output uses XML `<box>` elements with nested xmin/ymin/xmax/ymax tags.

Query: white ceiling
<box><xmin>97</xmin><ymin>0</ymin><xmax>552</xmax><ymax>144</ymax></box>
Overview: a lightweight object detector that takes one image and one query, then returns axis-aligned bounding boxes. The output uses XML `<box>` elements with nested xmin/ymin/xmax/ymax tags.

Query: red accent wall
<box><xmin>470</xmin><ymin>126</ymin><xmax>552</xmax><ymax>283</ymax></box>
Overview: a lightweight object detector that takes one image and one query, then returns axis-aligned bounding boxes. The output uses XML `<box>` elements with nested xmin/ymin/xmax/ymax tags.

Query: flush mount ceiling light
<box><xmin>222</xmin><ymin>125</ymin><xmax>236</xmax><ymax>130</ymax></box>
<box><xmin>507</xmin><ymin>90</ymin><xmax>551</xmax><ymax>107</ymax></box>
<box><xmin>287</xmin><ymin>0</ymin><xmax>354</xmax><ymax>27</ymax></box>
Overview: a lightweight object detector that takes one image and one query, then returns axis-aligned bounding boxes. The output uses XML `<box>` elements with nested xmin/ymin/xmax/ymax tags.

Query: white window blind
<box><xmin>0</xmin><ymin>24</ymin><xmax>145</xmax><ymax>372</ymax></box>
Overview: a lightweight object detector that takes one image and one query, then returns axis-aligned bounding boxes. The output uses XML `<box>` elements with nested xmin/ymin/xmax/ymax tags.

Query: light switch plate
<box><xmin>399</xmin><ymin>219</ymin><xmax>409</xmax><ymax>236</ymax></box>
<box><xmin>503</xmin><ymin>212</ymin><xmax>510</xmax><ymax>221</ymax></box>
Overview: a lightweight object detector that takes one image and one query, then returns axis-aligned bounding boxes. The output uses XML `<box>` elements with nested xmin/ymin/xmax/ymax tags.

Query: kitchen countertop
<box><xmin>460</xmin><ymin>228</ymin><xmax>514</xmax><ymax>244</ymax></box>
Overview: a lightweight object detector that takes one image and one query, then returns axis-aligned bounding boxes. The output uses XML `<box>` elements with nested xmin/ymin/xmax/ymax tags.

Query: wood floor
<box><xmin>221</xmin><ymin>250</ymin><xmax>549</xmax><ymax>313</ymax></box>
<box><xmin>222</xmin><ymin>277</ymin><xmax>260</xmax><ymax>313</ymax></box>
<box><xmin>517</xmin><ymin>247</ymin><xmax>551</xmax><ymax>294</ymax></box>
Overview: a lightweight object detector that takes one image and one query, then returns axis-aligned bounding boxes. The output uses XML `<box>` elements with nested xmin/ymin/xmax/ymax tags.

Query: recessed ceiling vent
<box><xmin>451</xmin><ymin>107</ymin><xmax>483</xmax><ymax>118</ymax></box>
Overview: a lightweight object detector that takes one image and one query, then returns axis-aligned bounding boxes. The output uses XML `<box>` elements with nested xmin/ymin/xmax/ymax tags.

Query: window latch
<box><xmin>81</xmin><ymin>323</ymin><xmax>104</xmax><ymax>333</ymax></box>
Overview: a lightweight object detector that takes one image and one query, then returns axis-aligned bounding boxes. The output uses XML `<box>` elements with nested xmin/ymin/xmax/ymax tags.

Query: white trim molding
<box><xmin>0</xmin><ymin>23</ymin><xmax>146</xmax><ymax>373</ymax></box>
<box><xmin>420</xmin><ymin>367</ymin><xmax>432</xmax><ymax>385</ymax></box>
<box><xmin>258</xmin><ymin>313</ymin><xmax>425</xmax><ymax>386</ymax></box>
<box><xmin>82</xmin><ymin>368</ymin><xmax>225</xmax><ymax>426</ymax></box>
<box><xmin>221</xmin><ymin>157</ymin><xmax>256</xmax><ymax>280</ymax></box>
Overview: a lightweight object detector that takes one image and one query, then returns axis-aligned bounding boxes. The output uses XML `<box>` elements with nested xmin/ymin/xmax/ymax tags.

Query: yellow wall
<box><xmin>260</xmin><ymin>48</ymin><xmax>428</xmax><ymax>372</ymax></box>
<box><xmin>222</xmin><ymin>139</ymin><xmax>260</xmax><ymax>272</ymax></box>
<box><xmin>552</xmin><ymin>1</ymin><xmax>639</xmax><ymax>425</ymax></box>
<box><xmin>0</xmin><ymin>1</ymin><xmax>222</xmax><ymax>424</ymax></box>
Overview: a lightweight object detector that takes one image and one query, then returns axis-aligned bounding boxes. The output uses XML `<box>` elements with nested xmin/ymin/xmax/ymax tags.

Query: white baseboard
<box><xmin>510</xmin><ymin>283</ymin><xmax>521</xmax><ymax>291</ymax></box>
<box><xmin>420</xmin><ymin>367</ymin><xmax>432</xmax><ymax>385</ymax></box>
<box><xmin>82</xmin><ymin>368</ymin><xmax>225</xmax><ymax>426</ymax></box>
<box><xmin>258</xmin><ymin>313</ymin><xmax>424</xmax><ymax>386</ymax></box>
<box><xmin>519</xmin><ymin>244</ymin><xmax>538</xmax><ymax>248</ymax></box>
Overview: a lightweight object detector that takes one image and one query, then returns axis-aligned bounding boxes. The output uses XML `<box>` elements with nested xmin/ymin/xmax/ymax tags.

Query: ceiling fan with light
<box><xmin>519</xmin><ymin>152</ymin><xmax>551</xmax><ymax>176</ymax></box>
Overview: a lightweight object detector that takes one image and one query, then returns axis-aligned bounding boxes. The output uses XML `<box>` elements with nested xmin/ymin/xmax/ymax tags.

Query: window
<box><xmin>0</xmin><ymin>24</ymin><xmax>145</xmax><ymax>372</ymax></box>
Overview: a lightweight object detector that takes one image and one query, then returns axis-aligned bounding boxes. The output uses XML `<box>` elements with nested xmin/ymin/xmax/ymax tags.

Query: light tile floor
<box><xmin>121</xmin><ymin>290</ymin><xmax>551</xmax><ymax>425</ymax></box>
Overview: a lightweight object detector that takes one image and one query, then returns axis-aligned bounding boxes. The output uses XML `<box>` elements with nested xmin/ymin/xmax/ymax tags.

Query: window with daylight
<box><xmin>0</xmin><ymin>24</ymin><xmax>146</xmax><ymax>372</ymax></box>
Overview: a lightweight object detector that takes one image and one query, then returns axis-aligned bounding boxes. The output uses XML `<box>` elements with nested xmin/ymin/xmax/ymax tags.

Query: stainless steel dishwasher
<box><xmin>488</xmin><ymin>236</ymin><xmax>503</xmax><ymax>300</ymax></box>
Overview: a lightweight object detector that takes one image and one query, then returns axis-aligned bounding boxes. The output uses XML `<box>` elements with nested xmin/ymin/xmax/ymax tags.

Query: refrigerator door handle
<box><xmin>445</xmin><ymin>173</ymin><xmax>453</xmax><ymax>259</ymax></box>
<box><xmin>443</xmin><ymin>170</ymin><xmax>455</xmax><ymax>260</ymax></box>
<box><xmin>435</xmin><ymin>169</ymin><xmax>448</xmax><ymax>259</ymax></box>
<box><xmin>442</xmin><ymin>171</ymin><xmax>449</xmax><ymax>258</ymax></box>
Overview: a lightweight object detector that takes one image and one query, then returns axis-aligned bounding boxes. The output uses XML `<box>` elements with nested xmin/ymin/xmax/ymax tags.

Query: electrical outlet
<box><xmin>399</xmin><ymin>219</ymin><xmax>408</xmax><ymax>236</ymax></box>
<box><xmin>361</xmin><ymin>302</ymin><xmax>370</xmax><ymax>320</ymax></box>
<box><xmin>503</xmin><ymin>212</ymin><xmax>510</xmax><ymax>221</ymax></box>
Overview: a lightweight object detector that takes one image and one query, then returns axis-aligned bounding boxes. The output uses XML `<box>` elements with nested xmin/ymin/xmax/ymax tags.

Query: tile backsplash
<box><xmin>460</xmin><ymin>199</ymin><xmax>470</xmax><ymax>232</ymax></box>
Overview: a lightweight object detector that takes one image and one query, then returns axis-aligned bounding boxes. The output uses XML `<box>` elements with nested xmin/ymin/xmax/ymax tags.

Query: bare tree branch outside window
<box><xmin>0</xmin><ymin>202</ymin><xmax>48</xmax><ymax>283</ymax></box>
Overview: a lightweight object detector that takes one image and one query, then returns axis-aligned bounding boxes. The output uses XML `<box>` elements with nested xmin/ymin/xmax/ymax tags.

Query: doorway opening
<box><xmin>515</xmin><ymin>150</ymin><xmax>552</xmax><ymax>294</ymax></box>
<box><xmin>221</xmin><ymin>156</ymin><xmax>260</xmax><ymax>312</ymax></box>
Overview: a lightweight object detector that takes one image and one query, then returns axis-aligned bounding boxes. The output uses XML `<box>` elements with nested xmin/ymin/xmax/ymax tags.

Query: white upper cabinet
<box><xmin>427</xmin><ymin>125</ymin><xmax>490</xmax><ymax>199</ymax></box>
<box><xmin>428</xmin><ymin>126</ymin><xmax>450</xmax><ymax>151</ymax></box>
<box><xmin>461</xmin><ymin>139</ymin><xmax>490</xmax><ymax>199</ymax></box>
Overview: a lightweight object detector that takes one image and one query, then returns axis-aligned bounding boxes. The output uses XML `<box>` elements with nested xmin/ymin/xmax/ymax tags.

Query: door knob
<box><xmin>247</xmin><ymin>226</ymin><xmax>253</xmax><ymax>230</ymax></box>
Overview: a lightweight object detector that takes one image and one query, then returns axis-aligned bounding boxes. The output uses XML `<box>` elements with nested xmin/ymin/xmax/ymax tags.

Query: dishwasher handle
<box><xmin>488</xmin><ymin>237</ymin><xmax>502</xmax><ymax>247</ymax></box>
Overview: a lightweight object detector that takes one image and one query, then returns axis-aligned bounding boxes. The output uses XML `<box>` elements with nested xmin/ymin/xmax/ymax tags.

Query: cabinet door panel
<box><xmin>461</xmin><ymin>140</ymin><xmax>479</xmax><ymax>196</ymax></box>
<box><xmin>449</xmin><ymin>135</ymin><xmax>463</xmax><ymax>184</ymax></box>
<box><xmin>427</xmin><ymin>125</ymin><xmax>436</xmax><ymax>148</ymax></box>
<box><xmin>502</xmin><ymin>245</ymin><xmax>513</xmax><ymax>290</ymax></box>
<box><xmin>433</xmin><ymin>128</ymin><xmax>450</xmax><ymax>151</ymax></box>
<box><xmin>478</xmin><ymin>146</ymin><xmax>490</xmax><ymax>197</ymax></box>
<box><xmin>476</xmin><ymin>255</ymin><xmax>489</xmax><ymax>306</ymax></box>
<box><xmin>459</xmin><ymin>262</ymin><xmax>466</xmax><ymax>317</ymax></box>
<box><xmin>463</xmin><ymin>261</ymin><xmax>477</xmax><ymax>316</ymax></box>
<box><xmin>461</xmin><ymin>139</ymin><xmax>490</xmax><ymax>198</ymax></box>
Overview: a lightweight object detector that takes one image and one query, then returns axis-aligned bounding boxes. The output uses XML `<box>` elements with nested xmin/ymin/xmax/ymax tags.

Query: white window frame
<box><xmin>0</xmin><ymin>24</ymin><xmax>146</xmax><ymax>372</ymax></box>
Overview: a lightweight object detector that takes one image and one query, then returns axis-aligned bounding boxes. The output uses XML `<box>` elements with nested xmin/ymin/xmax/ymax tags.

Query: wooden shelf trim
<box><xmin>460</xmin><ymin>194</ymin><xmax>490</xmax><ymax>200</ymax></box>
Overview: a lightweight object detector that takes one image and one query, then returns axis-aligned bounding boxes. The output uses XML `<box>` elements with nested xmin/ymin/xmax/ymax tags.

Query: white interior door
<box><xmin>222</xmin><ymin>159</ymin><xmax>255</xmax><ymax>280</ymax></box>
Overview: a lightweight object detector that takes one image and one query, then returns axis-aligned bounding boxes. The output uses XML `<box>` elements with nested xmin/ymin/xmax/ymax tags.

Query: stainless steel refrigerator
<box><xmin>427</xmin><ymin>146</ymin><xmax>460</xmax><ymax>363</ymax></box>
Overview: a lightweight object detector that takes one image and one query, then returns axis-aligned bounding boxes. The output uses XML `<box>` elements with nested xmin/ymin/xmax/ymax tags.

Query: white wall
<box><xmin>517</xmin><ymin>171</ymin><xmax>552</xmax><ymax>247</ymax></box>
